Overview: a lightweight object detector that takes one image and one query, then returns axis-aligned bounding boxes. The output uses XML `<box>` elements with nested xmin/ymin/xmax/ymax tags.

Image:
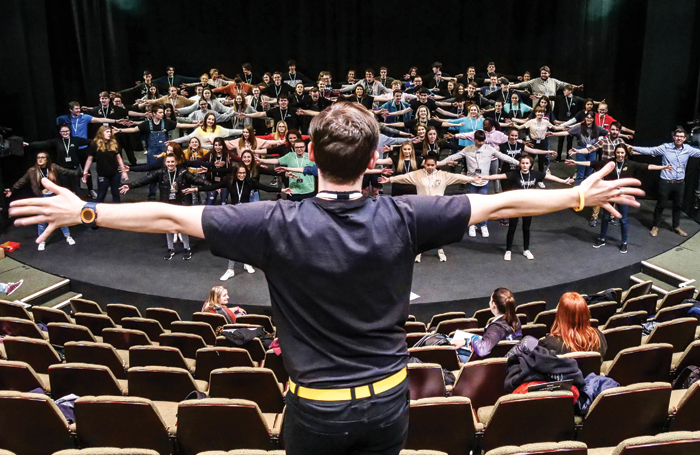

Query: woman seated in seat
<box><xmin>450</xmin><ymin>287</ymin><xmax>522</xmax><ymax>362</ymax></box>
<box><xmin>539</xmin><ymin>292</ymin><xmax>608</xmax><ymax>357</ymax></box>
<box><xmin>202</xmin><ymin>285</ymin><xmax>246</xmax><ymax>324</ymax></box>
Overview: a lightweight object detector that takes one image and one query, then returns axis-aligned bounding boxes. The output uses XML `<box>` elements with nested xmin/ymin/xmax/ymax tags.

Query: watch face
<box><xmin>81</xmin><ymin>208</ymin><xmax>96</xmax><ymax>224</ymax></box>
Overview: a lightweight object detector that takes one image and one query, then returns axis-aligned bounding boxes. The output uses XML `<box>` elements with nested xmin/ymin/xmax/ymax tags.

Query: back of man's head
<box><xmin>309</xmin><ymin>102</ymin><xmax>379</xmax><ymax>184</ymax></box>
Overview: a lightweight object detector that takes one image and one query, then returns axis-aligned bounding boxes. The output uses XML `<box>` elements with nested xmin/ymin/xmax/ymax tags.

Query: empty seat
<box><xmin>70</xmin><ymin>298</ymin><xmax>103</xmax><ymax>315</ymax></box>
<box><xmin>434</xmin><ymin>318</ymin><xmax>478</xmax><ymax>335</ymax></box>
<box><xmin>407</xmin><ymin>363</ymin><xmax>446</xmax><ymax>400</ymax></box>
<box><xmin>532</xmin><ymin>309</ymin><xmax>557</xmax><ymax>331</ymax></box>
<box><xmin>404</xmin><ymin>396</ymin><xmax>479</xmax><ymax>455</ymax></box>
<box><xmin>128</xmin><ymin>366</ymin><xmax>207</xmax><ymax>402</ymax></box>
<box><xmin>668</xmin><ymin>380</ymin><xmax>700</xmax><ymax>431</ymax></box>
<box><xmin>47</xmin><ymin>322</ymin><xmax>99</xmax><ymax>347</ymax></box>
<box><xmin>588</xmin><ymin>301</ymin><xmax>618</xmax><ymax>326</ymax></box>
<box><xmin>644</xmin><ymin>318</ymin><xmax>696</xmax><ymax>353</ymax></box>
<box><xmin>574</xmin><ymin>382</ymin><xmax>672</xmax><ymax>448</ymax></box>
<box><xmin>473</xmin><ymin>308</ymin><xmax>493</xmax><ymax>328</ymax></box>
<box><xmin>0</xmin><ymin>317</ymin><xmax>46</xmax><ymax>340</ymax></box>
<box><xmin>559</xmin><ymin>351</ymin><xmax>602</xmax><ymax>378</ymax></box>
<box><xmin>54</xmin><ymin>449</ymin><xmax>160</xmax><ymax>455</ymax></box>
<box><xmin>408</xmin><ymin>346</ymin><xmax>461</xmax><ymax>371</ymax></box>
<box><xmin>521</xmin><ymin>323</ymin><xmax>548</xmax><ymax>340</ymax></box>
<box><xmin>619</xmin><ymin>294</ymin><xmax>657</xmax><ymax>316</ymax></box>
<box><xmin>427</xmin><ymin>311</ymin><xmax>465</xmax><ymax>331</ymax></box>
<box><xmin>121</xmin><ymin>317</ymin><xmax>166</xmax><ymax>342</ymax></box>
<box><xmin>159</xmin><ymin>332</ymin><xmax>206</xmax><ymax>359</ymax></box>
<box><xmin>3</xmin><ymin>336</ymin><xmax>62</xmax><ymax>374</ymax></box>
<box><xmin>404</xmin><ymin>321</ymin><xmax>427</xmax><ymax>334</ymax></box>
<box><xmin>192</xmin><ymin>311</ymin><xmax>228</xmax><ymax>331</ymax></box>
<box><xmin>0</xmin><ymin>360</ymin><xmax>48</xmax><ymax>393</ymax></box>
<box><xmin>602</xmin><ymin>325</ymin><xmax>643</xmax><ymax>361</ymax></box>
<box><xmin>105</xmin><ymin>303</ymin><xmax>142</xmax><ymax>325</ymax></box>
<box><xmin>49</xmin><ymin>363</ymin><xmax>126</xmax><ymax>398</ymax></box>
<box><xmin>216</xmin><ymin>336</ymin><xmax>267</xmax><ymax>363</ymax></box>
<box><xmin>515</xmin><ymin>301</ymin><xmax>547</xmax><ymax>324</ymax></box>
<box><xmin>74</xmin><ymin>395</ymin><xmax>174</xmax><ymax>455</ymax></box>
<box><xmin>145</xmin><ymin>307</ymin><xmax>181</xmax><ymax>330</ymax></box>
<box><xmin>654</xmin><ymin>303</ymin><xmax>695</xmax><ymax>323</ymax></box>
<box><xmin>602</xmin><ymin>343</ymin><xmax>673</xmax><ymax>386</ymax></box>
<box><xmin>451</xmin><ymin>358</ymin><xmax>507</xmax><ymax>410</ymax></box>
<box><xmin>602</xmin><ymin>311</ymin><xmax>647</xmax><ymax>330</ymax></box>
<box><xmin>0</xmin><ymin>301</ymin><xmax>33</xmax><ymax>321</ymax></box>
<box><xmin>621</xmin><ymin>281</ymin><xmax>653</xmax><ymax>304</ymax></box>
<box><xmin>672</xmin><ymin>340</ymin><xmax>700</xmax><ymax>374</ymax></box>
<box><xmin>209</xmin><ymin>367</ymin><xmax>284</xmax><ymax>413</ymax></box>
<box><xmin>657</xmin><ymin>286</ymin><xmax>696</xmax><ymax>312</ymax></box>
<box><xmin>171</xmin><ymin>321</ymin><xmax>217</xmax><ymax>346</ymax></box>
<box><xmin>235</xmin><ymin>314</ymin><xmax>275</xmax><ymax>334</ymax></box>
<box><xmin>176</xmin><ymin>398</ymin><xmax>280</xmax><ymax>454</ymax></box>
<box><xmin>602</xmin><ymin>431</ymin><xmax>700</xmax><ymax>455</ymax></box>
<box><xmin>262</xmin><ymin>350</ymin><xmax>288</xmax><ymax>385</ymax></box>
<box><xmin>64</xmin><ymin>341</ymin><xmax>128</xmax><ymax>379</ymax></box>
<box><xmin>129</xmin><ymin>345</ymin><xmax>195</xmax><ymax>373</ymax></box>
<box><xmin>0</xmin><ymin>391</ymin><xmax>74</xmax><ymax>455</ymax></box>
<box><xmin>30</xmin><ymin>306</ymin><xmax>72</xmax><ymax>325</ymax></box>
<box><xmin>478</xmin><ymin>391</ymin><xmax>575</xmax><ymax>451</ymax></box>
<box><xmin>101</xmin><ymin>327</ymin><xmax>152</xmax><ymax>350</ymax></box>
<box><xmin>74</xmin><ymin>313</ymin><xmax>117</xmax><ymax>337</ymax></box>
<box><xmin>484</xmin><ymin>441</ymin><xmax>587</xmax><ymax>455</ymax></box>
<box><xmin>195</xmin><ymin>347</ymin><xmax>257</xmax><ymax>381</ymax></box>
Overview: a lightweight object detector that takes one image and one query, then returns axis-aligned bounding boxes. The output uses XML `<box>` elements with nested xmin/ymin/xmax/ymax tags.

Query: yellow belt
<box><xmin>289</xmin><ymin>368</ymin><xmax>407</xmax><ymax>401</ymax></box>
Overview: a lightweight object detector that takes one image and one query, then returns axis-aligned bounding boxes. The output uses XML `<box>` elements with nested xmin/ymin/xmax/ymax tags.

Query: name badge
<box><xmin>65</xmin><ymin>157</ymin><xmax>72</xmax><ymax>162</ymax></box>
<box><xmin>536</xmin><ymin>139</ymin><xmax>542</xmax><ymax>144</ymax></box>
<box><xmin>214</xmin><ymin>177</ymin><xmax>221</xmax><ymax>182</ymax></box>
<box><xmin>169</xmin><ymin>192</ymin><xmax>177</xmax><ymax>200</ymax></box>
<box><xmin>296</xmin><ymin>178</ymin><xmax>304</xmax><ymax>184</ymax></box>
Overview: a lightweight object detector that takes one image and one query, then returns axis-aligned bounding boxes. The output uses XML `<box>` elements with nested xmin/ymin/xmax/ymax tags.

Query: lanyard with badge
<box><xmin>71</xmin><ymin>116</ymin><xmax>80</xmax><ymax>135</ymax></box>
<box><xmin>616</xmin><ymin>161</ymin><xmax>625</xmax><ymax>180</ymax></box>
<box><xmin>295</xmin><ymin>154</ymin><xmax>306</xmax><ymax>183</ymax></box>
<box><xmin>520</xmin><ymin>171</ymin><xmax>533</xmax><ymax>189</ymax></box>
<box><xmin>214</xmin><ymin>156</ymin><xmax>223</xmax><ymax>181</ymax></box>
<box><xmin>235</xmin><ymin>180</ymin><xmax>244</xmax><ymax>204</ymax></box>
<box><xmin>40</xmin><ymin>168</ymin><xmax>53</xmax><ymax>195</ymax></box>
<box><xmin>62</xmin><ymin>138</ymin><xmax>72</xmax><ymax>162</ymax></box>
<box><xmin>565</xmin><ymin>96</ymin><xmax>574</xmax><ymax>117</ymax></box>
<box><xmin>100</xmin><ymin>106</ymin><xmax>110</xmax><ymax>127</ymax></box>
<box><xmin>168</xmin><ymin>171</ymin><xmax>177</xmax><ymax>200</ymax></box>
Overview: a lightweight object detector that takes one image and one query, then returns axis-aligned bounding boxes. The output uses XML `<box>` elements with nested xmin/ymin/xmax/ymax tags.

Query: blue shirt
<box><xmin>448</xmin><ymin>117</ymin><xmax>483</xmax><ymax>146</ymax></box>
<box><xmin>634</xmin><ymin>143</ymin><xmax>700</xmax><ymax>181</ymax></box>
<box><xmin>56</xmin><ymin>114</ymin><xmax>94</xmax><ymax>140</ymax></box>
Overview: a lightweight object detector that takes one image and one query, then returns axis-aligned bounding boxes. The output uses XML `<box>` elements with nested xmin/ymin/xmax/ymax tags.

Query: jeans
<box><xmin>96</xmin><ymin>173</ymin><xmax>121</xmax><ymax>203</ymax></box>
<box><xmin>467</xmin><ymin>183</ymin><xmax>489</xmax><ymax>227</ymax></box>
<box><xmin>489</xmin><ymin>159</ymin><xmax>501</xmax><ymax>193</ymax></box>
<box><xmin>506</xmin><ymin>216</ymin><xmax>533</xmax><ymax>251</ymax></box>
<box><xmin>166</xmin><ymin>233</ymin><xmax>189</xmax><ymax>249</ymax></box>
<box><xmin>575</xmin><ymin>151</ymin><xmax>596</xmax><ymax>185</ymax></box>
<box><xmin>600</xmin><ymin>203</ymin><xmax>629</xmax><ymax>243</ymax></box>
<box><xmin>284</xmin><ymin>379</ymin><xmax>409</xmax><ymax>455</ymax></box>
<box><xmin>654</xmin><ymin>180</ymin><xmax>685</xmax><ymax>229</ymax></box>
<box><xmin>250</xmin><ymin>190</ymin><xmax>260</xmax><ymax>202</ymax></box>
<box><xmin>206</xmin><ymin>188</ymin><xmax>229</xmax><ymax>205</ymax></box>
<box><xmin>0</xmin><ymin>283</ymin><xmax>8</xmax><ymax>294</ymax></box>
<box><xmin>38</xmin><ymin>194</ymin><xmax>70</xmax><ymax>238</ymax></box>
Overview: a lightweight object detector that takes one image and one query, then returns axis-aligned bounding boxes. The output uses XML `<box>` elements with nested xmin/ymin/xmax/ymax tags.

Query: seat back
<box><xmin>515</xmin><ymin>301</ymin><xmax>547</xmax><ymax>324</ymax></box>
<box><xmin>483</xmin><ymin>441</ymin><xmax>588</xmax><ymax>455</ymax></box>
<box><xmin>654</xmin><ymin>303</ymin><xmax>695</xmax><ymax>323</ymax></box>
<box><xmin>404</xmin><ymin>397</ymin><xmax>478</xmax><ymax>455</ymax></box>
<box><xmin>612</xmin><ymin>431</ymin><xmax>700</xmax><ymax>455</ymax></box>
<box><xmin>129</xmin><ymin>345</ymin><xmax>191</xmax><ymax>371</ymax></box>
<box><xmin>588</xmin><ymin>301</ymin><xmax>618</xmax><ymax>326</ymax></box>
<box><xmin>208</xmin><ymin>367</ymin><xmax>284</xmax><ymax>413</ymax></box>
<box><xmin>49</xmin><ymin>363</ymin><xmax>124</xmax><ymax>398</ymax></box>
<box><xmin>622</xmin><ymin>281</ymin><xmax>653</xmax><ymax>304</ymax></box>
<box><xmin>105</xmin><ymin>303</ymin><xmax>142</xmax><ymax>325</ymax></box>
<box><xmin>407</xmin><ymin>363</ymin><xmax>446</xmax><ymax>400</ymax></box>
<box><xmin>469</xmin><ymin>340</ymin><xmax>518</xmax><ymax>361</ymax></box>
<box><xmin>121</xmin><ymin>317</ymin><xmax>165</xmax><ymax>342</ymax></box>
<box><xmin>192</xmin><ymin>311</ymin><xmax>228</xmax><ymax>331</ymax></box>
<box><xmin>521</xmin><ymin>323</ymin><xmax>548</xmax><ymax>340</ymax></box>
<box><xmin>176</xmin><ymin>398</ymin><xmax>275</xmax><ymax>454</ymax></box>
<box><xmin>74</xmin><ymin>395</ymin><xmax>171</xmax><ymax>455</ymax></box>
<box><xmin>606</xmin><ymin>344</ymin><xmax>673</xmax><ymax>386</ymax></box>
<box><xmin>404</xmin><ymin>321</ymin><xmax>428</xmax><ymax>333</ymax></box>
<box><xmin>0</xmin><ymin>391</ymin><xmax>74</xmax><ymax>455</ymax></box>
<box><xmin>408</xmin><ymin>346</ymin><xmax>461</xmax><ymax>371</ymax></box>
<box><xmin>576</xmin><ymin>382</ymin><xmax>672</xmax><ymax>448</ymax></box>
<box><xmin>657</xmin><ymin>286</ymin><xmax>696</xmax><ymax>312</ymax></box>
<box><xmin>482</xmin><ymin>391</ymin><xmax>575</xmax><ymax>451</ymax></box>
<box><xmin>216</xmin><ymin>336</ymin><xmax>266</xmax><ymax>363</ymax></box>
<box><xmin>427</xmin><ymin>311</ymin><xmax>466</xmax><ymax>330</ymax></box>
<box><xmin>47</xmin><ymin>322</ymin><xmax>97</xmax><ymax>347</ymax></box>
<box><xmin>128</xmin><ymin>366</ymin><xmax>200</xmax><ymax>402</ymax></box>
<box><xmin>171</xmin><ymin>321</ymin><xmax>217</xmax><ymax>345</ymax></box>
<box><xmin>602</xmin><ymin>326</ymin><xmax>643</xmax><ymax>361</ymax></box>
<box><xmin>603</xmin><ymin>311</ymin><xmax>648</xmax><ymax>330</ymax></box>
<box><xmin>30</xmin><ymin>306</ymin><xmax>72</xmax><ymax>325</ymax></box>
<box><xmin>144</xmin><ymin>307</ymin><xmax>181</xmax><ymax>330</ymax></box>
<box><xmin>101</xmin><ymin>327</ymin><xmax>152</xmax><ymax>350</ymax></box>
<box><xmin>0</xmin><ymin>301</ymin><xmax>32</xmax><ymax>321</ymax></box>
<box><xmin>74</xmin><ymin>313</ymin><xmax>116</xmax><ymax>337</ymax></box>
<box><xmin>235</xmin><ymin>314</ymin><xmax>275</xmax><ymax>334</ymax></box>
<box><xmin>434</xmin><ymin>318</ymin><xmax>479</xmax><ymax>335</ymax></box>
<box><xmin>646</xmin><ymin>318</ymin><xmax>696</xmax><ymax>353</ymax></box>
<box><xmin>53</xmin><ymin>450</ymin><xmax>160</xmax><ymax>455</ymax></box>
<box><xmin>559</xmin><ymin>351</ymin><xmax>602</xmax><ymax>378</ymax></box>
<box><xmin>262</xmin><ymin>349</ymin><xmax>289</xmax><ymax>385</ymax></box>
<box><xmin>673</xmin><ymin>340</ymin><xmax>700</xmax><ymax>375</ymax></box>
<box><xmin>0</xmin><ymin>360</ymin><xmax>46</xmax><ymax>392</ymax></box>
<box><xmin>70</xmin><ymin>298</ymin><xmax>103</xmax><ymax>315</ymax></box>
<box><xmin>64</xmin><ymin>341</ymin><xmax>127</xmax><ymax>379</ymax></box>
<box><xmin>406</xmin><ymin>332</ymin><xmax>427</xmax><ymax>348</ymax></box>
<box><xmin>473</xmin><ymin>308</ymin><xmax>493</xmax><ymax>328</ymax></box>
<box><xmin>533</xmin><ymin>309</ymin><xmax>557</xmax><ymax>332</ymax></box>
<box><xmin>0</xmin><ymin>317</ymin><xmax>44</xmax><ymax>340</ymax></box>
<box><xmin>3</xmin><ymin>336</ymin><xmax>61</xmax><ymax>373</ymax></box>
<box><xmin>620</xmin><ymin>294</ymin><xmax>657</xmax><ymax>316</ymax></box>
<box><xmin>159</xmin><ymin>332</ymin><xmax>207</xmax><ymax>359</ymax></box>
<box><xmin>452</xmin><ymin>358</ymin><xmax>507</xmax><ymax>410</ymax></box>
<box><xmin>195</xmin><ymin>347</ymin><xmax>255</xmax><ymax>381</ymax></box>
<box><xmin>669</xmin><ymin>382</ymin><xmax>700</xmax><ymax>432</ymax></box>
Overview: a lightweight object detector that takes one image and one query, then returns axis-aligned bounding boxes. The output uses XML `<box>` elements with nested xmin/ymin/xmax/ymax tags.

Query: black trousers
<box><xmin>507</xmin><ymin>216</ymin><xmax>533</xmax><ymax>251</ymax></box>
<box><xmin>284</xmin><ymin>379</ymin><xmax>409</xmax><ymax>455</ymax></box>
<box><xmin>556</xmin><ymin>134</ymin><xmax>573</xmax><ymax>161</ymax></box>
<box><xmin>654</xmin><ymin>180</ymin><xmax>685</xmax><ymax>229</ymax></box>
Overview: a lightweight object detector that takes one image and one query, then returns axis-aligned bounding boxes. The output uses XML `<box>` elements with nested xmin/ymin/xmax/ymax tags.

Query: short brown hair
<box><xmin>309</xmin><ymin>102</ymin><xmax>379</xmax><ymax>184</ymax></box>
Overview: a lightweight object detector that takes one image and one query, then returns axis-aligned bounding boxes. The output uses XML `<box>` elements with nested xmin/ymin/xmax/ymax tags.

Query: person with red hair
<box><xmin>540</xmin><ymin>292</ymin><xmax>607</xmax><ymax>357</ymax></box>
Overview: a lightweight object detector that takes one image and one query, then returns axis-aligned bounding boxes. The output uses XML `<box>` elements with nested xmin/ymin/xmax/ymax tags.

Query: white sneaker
<box><xmin>523</xmin><ymin>250</ymin><xmax>534</xmax><ymax>260</ymax></box>
<box><xmin>414</xmin><ymin>254</ymin><xmax>421</xmax><ymax>263</ymax></box>
<box><xmin>468</xmin><ymin>226</ymin><xmax>477</xmax><ymax>237</ymax></box>
<box><xmin>243</xmin><ymin>264</ymin><xmax>255</xmax><ymax>274</ymax></box>
<box><xmin>220</xmin><ymin>269</ymin><xmax>235</xmax><ymax>281</ymax></box>
<box><xmin>66</xmin><ymin>236</ymin><xmax>76</xmax><ymax>246</ymax></box>
<box><xmin>504</xmin><ymin>251</ymin><xmax>512</xmax><ymax>261</ymax></box>
<box><xmin>177</xmin><ymin>233</ymin><xmax>183</xmax><ymax>242</ymax></box>
<box><xmin>438</xmin><ymin>249</ymin><xmax>446</xmax><ymax>262</ymax></box>
<box><xmin>38</xmin><ymin>242</ymin><xmax>46</xmax><ymax>251</ymax></box>
<box><xmin>481</xmin><ymin>226</ymin><xmax>489</xmax><ymax>237</ymax></box>
<box><xmin>537</xmin><ymin>182</ymin><xmax>545</xmax><ymax>189</ymax></box>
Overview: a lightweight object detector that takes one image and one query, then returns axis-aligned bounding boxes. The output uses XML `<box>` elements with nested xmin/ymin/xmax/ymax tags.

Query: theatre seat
<box><xmin>408</xmin><ymin>346</ymin><xmax>461</xmax><ymax>371</ymax></box>
<box><xmin>434</xmin><ymin>318</ymin><xmax>478</xmax><ymax>335</ymax></box>
<box><xmin>559</xmin><ymin>351</ymin><xmax>602</xmax><ymax>378</ymax></box>
<box><xmin>0</xmin><ymin>300</ymin><xmax>33</xmax><ymax>321</ymax></box>
<box><xmin>195</xmin><ymin>347</ymin><xmax>257</xmax><ymax>381</ymax></box>
<box><xmin>405</xmin><ymin>321</ymin><xmax>428</xmax><ymax>333</ymax></box>
<box><xmin>407</xmin><ymin>363</ymin><xmax>446</xmax><ymax>400</ymax></box>
<box><xmin>236</xmin><ymin>314</ymin><xmax>275</xmax><ymax>334</ymax></box>
<box><xmin>159</xmin><ymin>332</ymin><xmax>206</xmax><ymax>359</ymax></box>
<box><xmin>472</xmin><ymin>308</ymin><xmax>493</xmax><ymax>328</ymax></box>
<box><xmin>74</xmin><ymin>313</ymin><xmax>117</xmax><ymax>337</ymax></box>
<box><xmin>643</xmin><ymin>318</ymin><xmax>696</xmax><ymax>353</ymax></box>
<box><xmin>602</xmin><ymin>311</ymin><xmax>647</xmax><ymax>330</ymax></box>
<box><xmin>192</xmin><ymin>311</ymin><xmax>228</xmax><ymax>331</ymax></box>
<box><xmin>53</xmin><ymin>449</ymin><xmax>160</xmax><ymax>455</ymax></box>
<box><xmin>208</xmin><ymin>367</ymin><xmax>284</xmax><ymax>413</ymax></box>
<box><xmin>668</xmin><ymin>381</ymin><xmax>700</xmax><ymax>432</ymax></box>
<box><xmin>656</xmin><ymin>286</ymin><xmax>696</xmax><ymax>312</ymax></box>
<box><xmin>105</xmin><ymin>303</ymin><xmax>142</xmax><ymax>325</ymax></box>
<box><xmin>427</xmin><ymin>311</ymin><xmax>466</xmax><ymax>331</ymax></box>
<box><xmin>49</xmin><ymin>362</ymin><xmax>127</xmax><ymax>398</ymax></box>
<box><xmin>145</xmin><ymin>307</ymin><xmax>181</xmax><ymax>330</ymax></box>
<box><xmin>170</xmin><ymin>321</ymin><xmax>217</xmax><ymax>346</ymax></box>
<box><xmin>514</xmin><ymin>301</ymin><xmax>546</xmax><ymax>324</ymax></box>
<box><xmin>128</xmin><ymin>366</ymin><xmax>207</xmax><ymax>402</ymax></box>
<box><xmin>3</xmin><ymin>336</ymin><xmax>62</xmax><ymax>374</ymax></box>
<box><xmin>30</xmin><ymin>306</ymin><xmax>73</xmax><ymax>325</ymax></box>
<box><xmin>0</xmin><ymin>360</ymin><xmax>49</xmax><ymax>393</ymax></box>
<box><xmin>484</xmin><ymin>441</ymin><xmax>587</xmax><ymax>455</ymax></box>
<box><xmin>70</xmin><ymin>298</ymin><xmax>104</xmax><ymax>315</ymax></box>
<box><xmin>601</xmin><ymin>325</ymin><xmax>643</xmax><ymax>361</ymax></box>
<box><xmin>601</xmin><ymin>343</ymin><xmax>673</xmax><ymax>386</ymax></box>
<box><xmin>619</xmin><ymin>294</ymin><xmax>657</xmax><ymax>316</ymax></box>
<box><xmin>404</xmin><ymin>396</ymin><xmax>479</xmax><ymax>455</ymax></box>
<box><xmin>620</xmin><ymin>281</ymin><xmax>652</xmax><ymax>305</ymax></box>
<box><xmin>653</xmin><ymin>303</ymin><xmax>695</xmax><ymax>323</ymax></box>
<box><xmin>521</xmin><ymin>323</ymin><xmax>548</xmax><ymax>340</ymax></box>
<box><xmin>0</xmin><ymin>317</ymin><xmax>46</xmax><ymax>340</ymax></box>
<box><xmin>594</xmin><ymin>431</ymin><xmax>700</xmax><ymax>455</ymax></box>
<box><xmin>129</xmin><ymin>345</ymin><xmax>195</xmax><ymax>373</ymax></box>
<box><xmin>451</xmin><ymin>358</ymin><xmax>507</xmax><ymax>410</ymax></box>
<box><xmin>121</xmin><ymin>317</ymin><xmax>166</xmax><ymax>342</ymax></box>
<box><xmin>47</xmin><ymin>322</ymin><xmax>100</xmax><ymax>347</ymax></box>
<box><xmin>672</xmin><ymin>340</ymin><xmax>700</xmax><ymax>374</ymax></box>
<box><xmin>64</xmin><ymin>341</ymin><xmax>129</xmax><ymax>379</ymax></box>
<box><xmin>101</xmin><ymin>327</ymin><xmax>153</xmax><ymax>350</ymax></box>
<box><xmin>262</xmin><ymin>349</ymin><xmax>288</xmax><ymax>385</ymax></box>
<box><xmin>588</xmin><ymin>302</ymin><xmax>618</xmax><ymax>327</ymax></box>
<box><xmin>216</xmin><ymin>336</ymin><xmax>266</xmax><ymax>363</ymax></box>
<box><xmin>532</xmin><ymin>309</ymin><xmax>557</xmax><ymax>332</ymax></box>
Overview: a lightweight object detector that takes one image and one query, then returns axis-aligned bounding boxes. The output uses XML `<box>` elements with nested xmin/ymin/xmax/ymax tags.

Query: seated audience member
<box><xmin>202</xmin><ymin>285</ymin><xmax>246</xmax><ymax>324</ymax></box>
<box><xmin>539</xmin><ymin>292</ymin><xmax>608</xmax><ymax>357</ymax></box>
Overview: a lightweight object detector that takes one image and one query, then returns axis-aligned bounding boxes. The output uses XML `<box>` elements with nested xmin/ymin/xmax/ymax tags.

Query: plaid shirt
<box><xmin>586</xmin><ymin>136</ymin><xmax>626</xmax><ymax>160</ymax></box>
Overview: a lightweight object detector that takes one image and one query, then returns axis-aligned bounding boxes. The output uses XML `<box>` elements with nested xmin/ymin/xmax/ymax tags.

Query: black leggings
<box><xmin>506</xmin><ymin>216</ymin><xmax>532</xmax><ymax>251</ymax></box>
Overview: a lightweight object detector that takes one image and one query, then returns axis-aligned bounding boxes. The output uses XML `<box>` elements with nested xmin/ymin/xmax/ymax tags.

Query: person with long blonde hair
<box><xmin>82</xmin><ymin>125</ymin><xmax>128</xmax><ymax>203</ymax></box>
<box><xmin>540</xmin><ymin>292</ymin><xmax>607</xmax><ymax>356</ymax></box>
<box><xmin>373</xmin><ymin>141</ymin><xmax>423</xmax><ymax>196</ymax></box>
<box><xmin>202</xmin><ymin>285</ymin><xmax>246</xmax><ymax>324</ymax></box>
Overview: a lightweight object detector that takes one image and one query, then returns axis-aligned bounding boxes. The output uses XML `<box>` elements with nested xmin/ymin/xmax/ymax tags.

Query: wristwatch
<box><xmin>80</xmin><ymin>202</ymin><xmax>98</xmax><ymax>228</ymax></box>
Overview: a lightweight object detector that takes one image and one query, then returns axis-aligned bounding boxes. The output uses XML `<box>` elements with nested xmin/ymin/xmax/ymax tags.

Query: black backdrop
<box><xmin>1</xmin><ymin>0</ymin><xmax>700</xmax><ymax>218</ymax></box>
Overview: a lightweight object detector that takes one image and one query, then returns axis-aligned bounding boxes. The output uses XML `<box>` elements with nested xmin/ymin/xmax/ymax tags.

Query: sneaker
<box><xmin>499</xmin><ymin>218</ymin><xmax>509</xmax><ymax>227</ymax></box>
<box><xmin>480</xmin><ymin>226</ymin><xmax>489</xmax><ymax>237</ymax></box>
<box><xmin>619</xmin><ymin>243</ymin><xmax>628</xmax><ymax>254</ymax></box>
<box><xmin>164</xmin><ymin>249</ymin><xmax>175</xmax><ymax>260</ymax></box>
<box><xmin>610</xmin><ymin>218</ymin><xmax>620</xmax><ymax>227</ymax></box>
<box><xmin>38</xmin><ymin>242</ymin><xmax>46</xmax><ymax>252</ymax></box>
<box><xmin>177</xmin><ymin>233</ymin><xmax>183</xmax><ymax>242</ymax></box>
<box><xmin>537</xmin><ymin>182</ymin><xmax>545</xmax><ymax>189</ymax></box>
<box><xmin>438</xmin><ymin>249</ymin><xmax>446</xmax><ymax>262</ymax></box>
<box><xmin>88</xmin><ymin>190</ymin><xmax>98</xmax><ymax>200</ymax></box>
<box><xmin>674</xmin><ymin>227</ymin><xmax>688</xmax><ymax>237</ymax></box>
<box><xmin>523</xmin><ymin>250</ymin><xmax>534</xmax><ymax>260</ymax></box>
<box><xmin>65</xmin><ymin>236</ymin><xmax>76</xmax><ymax>246</ymax></box>
<box><xmin>593</xmin><ymin>238</ymin><xmax>606</xmax><ymax>248</ymax></box>
<box><xmin>468</xmin><ymin>226</ymin><xmax>476</xmax><ymax>237</ymax></box>
<box><xmin>650</xmin><ymin>226</ymin><xmax>659</xmax><ymax>237</ymax></box>
<box><xmin>220</xmin><ymin>269</ymin><xmax>235</xmax><ymax>281</ymax></box>
<box><xmin>183</xmin><ymin>248</ymin><xmax>192</xmax><ymax>260</ymax></box>
<box><xmin>414</xmin><ymin>254</ymin><xmax>422</xmax><ymax>263</ymax></box>
<box><xmin>504</xmin><ymin>251</ymin><xmax>512</xmax><ymax>261</ymax></box>
<box><xmin>243</xmin><ymin>264</ymin><xmax>255</xmax><ymax>274</ymax></box>
<box><xmin>5</xmin><ymin>279</ymin><xmax>23</xmax><ymax>296</ymax></box>
<box><xmin>589</xmin><ymin>218</ymin><xmax>597</xmax><ymax>227</ymax></box>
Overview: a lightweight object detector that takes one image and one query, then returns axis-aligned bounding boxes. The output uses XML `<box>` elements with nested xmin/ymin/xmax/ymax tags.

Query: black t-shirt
<box><xmin>87</xmin><ymin>105</ymin><xmax>128</xmax><ymax>121</ymax></box>
<box><xmin>266</xmin><ymin>107</ymin><xmax>299</xmax><ymax>130</ymax></box>
<box><xmin>403</xmin><ymin>119</ymin><xmax>443</xmax><ymax>132</ymax></box>
<box><xmin>137</xmin><ymin>119</ymin><xmax>177</xmax><ymax>134</ymax></box>
<box><xmin>505</xmin><ymin>170</ymin><xmax>545</xmax><ymax>190</ymax></box>
<box><xmin>485</xmin><ymin>110</ymin><xmax>512</xmax><ymax>124</ymax></box>
<box><xmin>260</xmin><ymin>83</ymin><xmax>294</xmax><ymax>99</ymax></box>
<box><xmin>590</xmin><ymin>160</ymin><xmax>648</xmax><ymax>180</ymax></box>
<box><xmin>303</xmin><ymin>96</ymin><xmax>332</xmax><ymax>112</ymax></box>
<box><xmin>409</xmin><ymin>98</ymin><xmax>438</xmax><ymax>114</ymax></box>
<box><xmin>499</xmin><ymin>142</ymin><xmax>525</xmax><ymax>173</ymax></box>
<box><xmin>202</xmin><ymin>195</ymin><xmax>472</xmax><ymax>387</ymax></box>
<box><xmin>88</xmin><ymin>144</ymin><xmax>120</xmax><ymax>177</ymax></box>
<box><xmin>554</xmin><ymin>95</ymin><xmax>586</xmax><ymax>120</ymax></box>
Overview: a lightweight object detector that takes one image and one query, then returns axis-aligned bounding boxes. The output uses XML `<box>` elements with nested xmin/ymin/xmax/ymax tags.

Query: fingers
<box><xmin>609</xmin><ymin>195</ymin><xmax>641</xmax><ymax>207</ymax></box>
<box><xmin>41</xmin><ymin>178</ymin><xmax>64</xmax><ymax>195</ymax></box>
<box><xmin>601</xmin><ymin>202</ymin><xmax>621</xmax><ymax>219</ymax></box>
<box><xmin>14</xmin><ymin>215</ymin><xmax>49</xmax><ymax>228</ymax></box>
